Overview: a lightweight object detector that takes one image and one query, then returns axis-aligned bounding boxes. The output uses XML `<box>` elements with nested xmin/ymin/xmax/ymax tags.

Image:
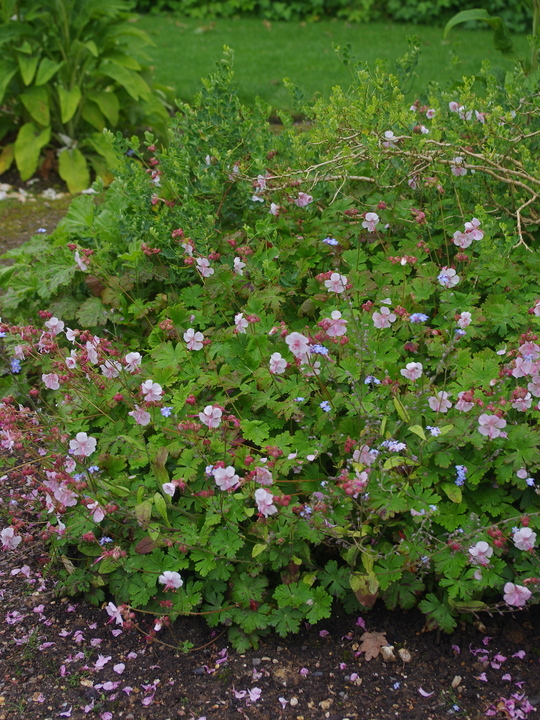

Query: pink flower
<box><xmin>42</xmin><ymin>373</ymin><xmax>60</xmax><ymax>390</ymax></box>
<box><xmin>324</xmin><ymin>272</ymin><xmax>348</xmax><ymax>293</ymax></box>
<box><xmin>248</xmin><ymin>687</ymin><xmax>262</xmax><ymax>702</ymax></box>
<box><xmin>520</xmin><ymin>341</ymin><xmax>540</xmax><ymax>360</ymax></box>
<box><xmin>400</xmin><ymin>362</ymin><xmax>423</xmax><ymax>381</ymax></box>
<box><xmin>254</xmin><ymin>488</ymin><xmax>277</xmax><ymax>517</ymax></box>
<box><xmin>74</xmin><ymin>250</ymin><xmax>89</xmax><ymax>271</ymax></box>
<box><xmin>199</xmin><ymin>405</ymin><xmax>222</xmax><ymax>428</ymax></box>
<box><xmin>269</xmin><ymin>352</ymin><xmax>287</xmax><ymax>374</ymax></box>
<box><xmin>503</xmin><ymin>582</ymin><xmax>532</xmax><ymax>607</ymax></box>
<box><xmin>234</xmin><ymin>257</ymin><xmax>246</xmax><ymax>275</ymax></box>
<box><xmin>213</xmin><ymin>466</ymin><xmax>240</xmax><ymax>491</ymax></box>
<box><xmin>513</xmin><ymin>527</ymin><xmax>537</xmax><ymax>551</ymax></box>
<box><xmin>285</xmin><ymin>331</ymin><xmax>310</xmax><ymax>359</ymax></box>
<box><xmin>449</xmin><ymin>101</ymin><xmax>461</xmax><ymax>112</ymax></box>
<box><xmin>383</xmin><ymin>130</ymin><xmax>396</xmax><ymax>148</ymax></box>
<box><xmin>452</xmin><ymin>231</ymin><xmax>472</xmax><ymax>249</ymax></box>
<box><xmin>128</xmin><ymin>405</ymin><xmax>151</xmax><ymax>426</ymax></box>
<box><xmin>457</xmin><ymin>312</ymin><xmax>472</xmax><ymax>329</ymax></box>
<box><xmin>162</xmin><ymin>482</ymin><xmax>176</xmax><ymax>497</ymax></box>
<box><xmin>113</xmin><ymin>664</ymin><xmax>125</xmax><ymax>675</ymax></box>
<box><xmin>464</xmin><ymin>218</ymin><xmax>483</xmax><ymax>240</ymax></box>
<box><xmin>325</xmin><ymin>310</ymin><xmax>347</xmax><ymax>337</ymax></box>
<box><xmin>527</xmin><ymin>377</ymin><xmax>540</xmax><ymax>397</ymax></box>
<box><xmin>196</xmin><ymin>257</ymin><xmax>214</xmax><ymax>277</ymax></box>
<box><xmin>184</xmin><ymin>328</ymin><xmax>204</xmax><ymax>351</ymax></box>
<box><xmin>512</xmin><ymin>393</ymin><xmax>532</xmax><ymax>411</ymax></box>
<box><xmin>372</xmin><ymin>307</ymin><xmax>396</xmax><ymax>329</ymax></box>
<box><xmin>437</xmin><ymin>267</ymin><xmax>460</xmax><ymax>288</ymax></box>
<box><xmin>450</xmin><ymin>157</ymin><xmax>467</xmax><ymax>176</ymax></box>
<box><xmin>105</xmin><ymin>602</ymin><xmax>124</xmax><ymax>626</ymax></box>
<box><xmin>94</xmin><ymin>654</ymin><xmax>112</xmax><ymax>669</ymax></box>
<box><xmin>428</xmin><ymin>391</ymin><xmax>452</xmax><ymax>413</ymax></box>
<box><xmin>88</xmin><ymin>501</ymin><xmax>105</xmax><ymax>523</ymax></box>
<box><xmin>141</xmin><ymin>379</ymin><xmax>163</xmax><ymax>403</ymax></box>
<box><xmin>254</xmin><ymin>467</ymin><xmax>273</xmax><ymax>485</ymax></box>
<box><xmin>362</xmin><ymin>212</ymin><xmax>379</xmax><ymax>232</ymax></box>
<box><xmin>100</xmin><ymin>360</ymin><xmax>121</xmax><ymax>378</ymax></box>
<box><xmin>85</xmin><ymin>340</ymin><xmax>99</xmax><ymax>364</ymax></box>
<box><xmin>44</xmin><ymin>317</ymin><xmax>65</xmax><ymax>335</ymax></box>
<box><xmin>235</xmin><ymin>313</ymin><xmax>249</xmax><ymax>334</ymax></box>
<box><xmin>69</xmin><ymin>432</ymin><xmax>97</xmax><ymax>457</ymax></box>
<box><xmin>1</xmin><ymin>527</ymin><xmax>22</xmax><ymax>551</ymax></box>
<box><xmin>352</xmin><ymin>445</ymin><xmax>379</xmax><ymax>466</ymax></box>
<box><xmin>468</xmin><ymin>541</ymin><xmax>493</xmax><ymax>566</ymax></box>
<box><xmin>124</xmin><ymin>351</ymin><xmax>142</xmax><ymax>372</ymax></box>
<box><xmin>269</xmin><ymin>203</ymin><xmax>281</xmax><ymax>216</ymax></box>
<box><xmin>293</xmin><ymin>192</ymin><xmax>313</xmax><ymax>207</ymax></box>
<box><xmin>478</xmin><ymin>413</ymin><xmax>506</xmax><ymax>439</ymax></box>
<box><xmin>426</xmin><ymin>108</ymin><xmax>436</xmax><ymax>119</ymax></box>
<box><xmin>455</xmin><ymin>391</ymin><xmax>474</xmax><ymax>412</ymax></box>
<box><xmin>512</xmin><ymin>357</ymin><xmax>535</xmax><ymax>378</ymax></box>
<box><xmin>159</xmin><ymin>571</ymin><xmax>183</xmax><ymax>590</ymax></box>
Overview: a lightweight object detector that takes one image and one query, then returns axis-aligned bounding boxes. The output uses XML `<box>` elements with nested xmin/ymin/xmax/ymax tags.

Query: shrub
<box><xmin>2</xmin><ymin>50</ymin><xmax>540</xmax><ymax>649</ymax></box>
<box><xmin>0</xmin><ymin>0</ymin><xmax>170</xmax><ymax>192</ymax></box>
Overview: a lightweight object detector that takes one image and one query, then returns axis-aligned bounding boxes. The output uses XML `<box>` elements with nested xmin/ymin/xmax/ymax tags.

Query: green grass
<box><xmin>141</xmin><ymin>15</ymin><xmax>530</xmax><ymax>112</ymax></box>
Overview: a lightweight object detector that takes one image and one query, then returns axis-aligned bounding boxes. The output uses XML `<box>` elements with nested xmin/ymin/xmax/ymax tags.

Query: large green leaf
<box><xmin>86</xmin><ymin>131</ymin><xmax>120</xmax><ymax>169</ymax></box>
<box><xmin>81</xmin><ymin>100</ymin><xmax>106</xmax><ymax>131</ymax></box>
<box><xmin>0</xmin><ymin>144</ymin><xmax>14</xmax><ymax>174</ymax></box>
<box><xmin>0</xmin><ymin>60</ymin><xmax>17</xmax><ymax>104</ymax></box>
<box><xmin>17</xmin><ymin>51</ymin><xmax>40</xmax><ymax>85</ymax></box>
<box><xmin>87</xmin><ymin>90</ymin><xmax>119</xmax><ymax>126</ymax></box>
<box><xmin>14</xmin><ymin>122</ymin><xmax>50</xmax><ymax>180</ymax></box>
<box><xmin>35</xmin><ymin>57</ymin><xmax>63</xmax><ymax>86</ymax></box>
<box><xmin>57</xmin><ymin>85</ymin><xmax>82</xmax><ymax>124</ymax></box>
<box><xmin>444</xmin><ymin>9</ymin><xmax>516</xmax><ymax>57</ymax></box>
<box><xmin>20</xmin><ymin>86</ymin><xmax>50</xmax><ymax>126</ymax></box>
<box><xmin>98</xmin><ymin>59</ymin><xmax>150</xmax><ymax>100</ymax></box>
<box><xmin>58</xmin><ymin>147</ymin><xmax>90</xmax><ymax>193</ymax></box>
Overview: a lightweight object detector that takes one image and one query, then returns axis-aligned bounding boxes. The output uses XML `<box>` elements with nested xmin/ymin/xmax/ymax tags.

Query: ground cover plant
<box><xmin>2</xmin><ymin>48</ymin><xmax>540</xmax><ymax>653</ymax></box>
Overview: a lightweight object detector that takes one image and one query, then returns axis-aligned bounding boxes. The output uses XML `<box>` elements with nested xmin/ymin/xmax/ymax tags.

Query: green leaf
<box><xmin>75</xmin><ymin>297</ymin><xmax>109</xmax><ymax>326</ymax></box>
<box><xmin>57</xmin><ymin>85</ymin><xmax>82</xmax><ymax>124</ymax></box>
<box><xmin>440</xmin><ymin>482</ymin><xmax>462</xmax><ymax>504</ymax></box>
<box><xmin>82</xmin><ymin>100</ymin><xmax>106</xmax><ymax>131</ymax></box>
<box><xmin>86</xmin><ymin>131</ymin><xmax>120</xmax><ymax>169</ymax></box>
<box><xmin>17</xmin><ymin>51</ymin><xmax>39</xmax><ymax>85</ymax></box>
<box><xmin>0</xmin><ymin>144</ymin><xmax>14</xmax><ymax>174</ymax></box>
<box><xmin>87</xmin><ymin>90</ymin><xmax>119</xmax><ymax>126</ymax></box>
<box><xmin>135</xmin><ymin>500</ymin><xmax>152</xmax><ymax>528</ymax></box>
<box><xmin>151</xmin><ymin>447</ymin><xmax>169</xmax><ymax>486</ymax></box>
<box><xmin>383</xmin><ymin>456</ymin><xmax>419</xmax><ymax>470</ymax></box>
<box><xmin>408</xmin><ymin>425</ymin><xmax>426</xmax><ymax>441</ymax></box>
<box><xmin>444</xmin><ymin>9</ymin><xmax>516</xmax><ymax>57</ymax></box>
<box><xmin>99</xmin><ymin>59</ymin><xmax>151</xmax><ymax>100</ymax></box>
<box><xmin>58</xmin><ymin>148</ymin><xmax>90</xmax><ymax>193</ymax></box>
<box><xmin>252</xmin><ymin>543</ymin><xmax>267</xmax><ymax>558</ymax></box>
<box><xmin>393</xmin><ymin>396</ymin><xmax>410</xmax><ymax>422</ymax></box>
<box><xmin>418</xmin><ymin>593</ymin><xmax>457</xmax><ymax>632</ymax></box>
<box><xmin>58</xmin><ymin>194</ymin><xmax>95</xmax><ymax>232</ymax></box>
<box><xmin>153</xmin><ymin>492</ymin><xmax>170</xmax><ymax>527</ymax></box>
<box><xmin>14</xmin><ymin>122</ymin><xmax>50</xmax><ymax>181</ymax></box>
<box><xmin>0</xmin><ymin>60</ymin><xmax>17</xmax><ymax>104</ymax></box>
<box><xmin>239</xmin><ymin>419</ymin><xmax>270</xmax><ymax>445</ymax></box>
<box><xmin>35</xmin><ymin>57</ymin><xmax>63</xmax><ymax>86</ymax></box>
<box><xmin>20</xmin><ymin>86</ymin><xmax>50</xmax><ymax>126</ymax></box>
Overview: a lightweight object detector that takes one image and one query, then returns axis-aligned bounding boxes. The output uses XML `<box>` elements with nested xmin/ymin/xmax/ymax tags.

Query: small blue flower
<box><xmin>36</xmin><ymin>228</ymin><xmax>47</xmax><ymax>233</ymax></box>
<box><xmin>409</xmin><ymin>313</ymin><xmax>429</xmax><ymax>323</ymax></box>
<box><xmin>455</xmin><ymin>464</ymin><xmax>467</xmax><ymax>486</ymax></box>
<box><xmin>320</xmin><ymin>401</ymin><xmax>331</xmax><ymax>412</ymax></box>
<box><xmin>87</xmin><ymin>465</ymin><xmax>100</xmax><ymax>474</ymax></box>
<box><xmin>311</xmin><ymin>344</ymin><xmax>329</xmax><ymax>355</ymax></box>
<box><xmin>295</xmin><ymin>397</ymin><xmax>305</xmax><ymax>402</ymax></box>
<box><xmin>526</xmin><ymin>477</ymin><xmax>535</xmax><ymax>486</ymax></box>
<box><xmin>426</xmin><ymin>426</ymin><xmax>441</xmax><ymax>437</ymax></box>
<box><xmin>161</xmin><ymin>406</ymin><xmax>173</xmax><ymax>417</ymax></box>
<box><xmin>0</xmin><ymin>332</ymin><xmax>6</xmax><ymax>338</ymax></box>
<box><xmin>364</xmin><ymin>375</ymin><xmax>381</xmax><ymax>385</ymax></box>
<box><xmin>455</xmin><ymin>329</ymin><xmax>466</xmax><ymax>337</ymax></box>
<box><xmin>429</xmin><ymin>504</ymin><xmax>438</xmax><ymax>511</ymax></box>
<box><xmin>99</xmin><ymin>536</ymin><xmax>113</xmax><ymax>545</ymax></box>
<box><xmin>393</xmin><ymin>681</ymin><xmax>401</xmax><ymax>690</ymax></box>
<box><xmin>10</xmin><ymin>359</ymin><xmax>21</xmax><ymax>373</ymax></box>
<box><xmin>322</xmin><ymin>237</ymin><xmax>339</xmax><ymax>246</ymax></box>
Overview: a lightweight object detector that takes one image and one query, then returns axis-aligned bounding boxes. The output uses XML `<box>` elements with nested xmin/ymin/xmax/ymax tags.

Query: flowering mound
<box><xmin>1</xmin><ymin>51</ymin><xmax>540</xmax><ymax>648</ymax></box>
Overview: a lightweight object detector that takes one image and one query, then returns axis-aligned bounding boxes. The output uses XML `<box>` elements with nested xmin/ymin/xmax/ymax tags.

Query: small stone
<box><xmin>312</xmin><ymin>671</ymin><xmax>323</xmax><ymax>677</ymax></box>
<box><xmin>290</xmin><ymin>696</ymin><xmax>298</xmax><ymax>707</ymax></box>
<box><xmin>319</xmin><ymin>698</ymin><xmax>334</xmax><ymax>711</ymax></box>
<box><xmin>193</xmin><ymin>666</ymin><xmax>206</xmax><ymax>675</ymax></box>
<box><xmin>252</xmin><ymin>658</ymin><xmax>261</xmax><ymax>666</ymax></box>
<box><xmin>398</xmin><ymin>648</ymin><xmax>411</xmax><ymax>663</ymax></box>
<box><xmin>381</xmin><ymin>645</ymin><xmax>397</xmax><ymax>663</ymax></box>
<box><xmin>451</xmin><ymin>675</ymin><xmax>462</xmax><ymax>689</ymax></box>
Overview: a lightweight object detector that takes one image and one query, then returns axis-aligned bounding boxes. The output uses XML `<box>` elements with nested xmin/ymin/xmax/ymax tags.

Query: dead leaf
<box><xmin>359</xmin><ymin>631</ymin><xmax>388</xmax><ymax>661</ymax></box>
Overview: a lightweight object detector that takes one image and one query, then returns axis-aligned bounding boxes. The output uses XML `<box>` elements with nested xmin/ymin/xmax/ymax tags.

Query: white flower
<box><xmin>69</xmin><ymin>432</ymin><xmax>97</xmax><ymax>457</ymax></box>
<box><xmin>184</xmin><ymin>328</ymin><xmax>204</xmax><ymax>351</ymax></box>
<box><xmin>269</xmin><ymin>352</ymin><xmax>287</xmax><ymax>374</ymax></box>
<box><xmin>125</xmin><ymin>352</ymin><xmax>142</xmax><ymax>372</ymax></box>
<box><xmin>513</xmin><ymin>527</ymin><xmax>537</xmax><ymax>551</ymax></box>
<box><xmin>158</xmin><ymin>571</ymin><xmax>183</xmax><ymax>590</ymax></box>
<box><xmin>199</xmin><ymin>405</ymin><xmax>222</xmax><ymax>429</ymax></box>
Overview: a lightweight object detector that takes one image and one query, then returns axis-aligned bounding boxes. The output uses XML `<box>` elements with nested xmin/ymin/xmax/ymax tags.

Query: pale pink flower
<box><xmin>94</xmin><ymin>654</ymin><xmax>112</xmax><ymax>669</ymax></box>
<box><xmin>519</xmin><ymin>342</ymin><xmax>540</xmax><ymax>360</ymax></box>
<box><xmin>418</xmin><ymin>125</ymin><xmax>429</xmax><ymax>134</ymax></box>
<box><xmin>199</xmin><ymin>405</ymin><xmax>222</xmax><ymax>428</ymax></box>
<box><xmin>324</xmin><ymin>272</ymin><xmax>348</xmax><ymax>293</ymax></box>
<box><xmin>124</xmin><ymin>351</ymin><xmax>142</xmax><ymax>372</ymax></box>
<box><xmin>85</xmin><ymin>341</ymin><xmax>99</xmax><ymax>364</ymax></box>
<box><xmin>13</xmin><ymin>344</ymin><xmax>25</xmax><ymax>360</ymax></box>
<box><xmin>383</xmin><ymin>131</ymin><xmax>396</xmax><ymax>148</ymax></box>
<box><xmin>438</xmin><ymin>267</ymin><xmax>459</xmax><ymax>288</ymax></box>
<box><xmin>362</xmin><ymin>212</ymin><xmax>380</xmax><ymax>232</ymax></box>
<box><xmin>234</xmin><ymin>257</ymin><xmax>246</xmax><ymax>275</ymax></box>
<box><xmin>325</xmin><ymin>310</ymin><xmax>347</xmax><ymax>337</ymax></box>
<box><xmin>65</xmin><ymin>351</ymin><xmax>78</xmax><ymax>369</ymax></box>
<box><xmin>74</xmin><ymin>251</ymin><xmax>89</xmax><ymax>271</ymax></box>
<box><xmin>44</xmin><ymin>317</ymin><xmax>65</xmax><ymax>335</ymax></box>
<box><xmin>158</xmin><ymin>571</ymin><xmax>183</xmax><ymax>590</ymax></box>
<box><xmin>269</xmin><ymin>352</ymin><xmax>287</xmax><ymax>374</ymax></box>
<box><xmin>449</xmin><ymin>101</ymin><xmax>461</xmax><ymax>112</ymax></box>
<box><xmin>457</xmin><ymin>312</ymin><xmax>472</xmax><ymax>329</ymax></box>
<box><xmin>105</xmin><ymin>602</ymin><xmax>124</xmax><ymax>626</ymax></box>
<box><xmin>248</xmin><ymin>687</ymin><xmax>262</xmax><ymax>702</ymax></box>
<box><xmin>184</xmin><ymin>328</ymin><xmax>204</xmax><ymax>351</ymax></box>
<box><xmin>464</xmin><ymin>218</ymin><xmax>483</xmax><ymax>240</ymax></box>
<box><xmin>87</xmin><ymin>501</ymin><xmax>105</xmax><ymax>523</ymax></box>
<box><xmin>213</xmin><ymin>466</ymin><xmax>240</xmax><ymax>491</ymax></box>
<box><xmin>235</xmin><ymin>313</ymin><xmax>249</xmax><ymax>333</ymax></box>
<box><xmin>128</xmin><ymin>405</ymin><xmax>151</xmax><ymax>426</ymax></box>
<box><xmin>42</xmin><ymin>373</ymin><xmax>60</xmax><ymax>390</ymax></box>
<box><xmin>254</xmin><ymin>488</ymin><xmax>277</xmax><ymax>517</ymax></box>
<box><xmin>69</xmin><ymin>432</ymin><xmax>97</xmax><ymax>457</ymax></box>
<box><xmin>512</xmin><ymin>357</ymin><xmax>535</xmax><ymax>378</ymax></box>
<box><xmin>254</xmin><ymin>467</ymin><xmax>273</xmax><ymax>485</ymax></box>
<box><xmin>352</xmin><ymin>445</ymin><xmax>379</xmax><ymax>466</ymax></box>
<box><xmin>426</xmin><ymin>108</ymin><xmax>436</xmax><ymax>119</ymax></box>
<box><xmin>527</xmin><ymin>377</ymin><xmax>540</xmax><ymax>397</ymax></box>
<box><xmin>428</xmin><ymin>391</ymin><xmax>452</xmax><ymax>413</ymax></box>
<box><xmin>452</xmin><ymin>231</ymin><xmax>472</xmax><ymax>249</ymax></box>
<box><xmin>455</xmin><ymin>391</ymin><xmax>474</xmax><ymax>412</ymax></box>
<box><xmin>162</xmin><ymin>482</ymin><xmax>176</xmax><ymax>497</ymax></box>
<box><xmin>475</xmin><ymin>110</ymin><xmax>486</xmax><ymax>124</ymax></box>
<box><xmin>451</xmin><ymin>157</ymin><xmax>467</xmax><ymax>176</ymax></box>
<box><xmin>300</xmin><ymin>358</ymin><xmax>320</xmax><ymax>376</ymax></box>
<box><xmin>1</xmin><ymin>527</ymin><xmax>22</xmax><ymax>551</ymax></box>
<box><xmin>468</xmin><ymin>541</ymin><xmax>493</xmax><ymax>566</ymax></box>
<box><xmin>196</xmin><ymin>257</ymin><xmax>214</xmax><ymax>278</ymax></box>
<box><xmin>285</xmin><ymin>331</ymin><xmax>310</xmax><ymax>359</ymax></box>
<box><xmin>254</xmin><ymin>174</ymin><xmax>267</xmax><ymax>190</ymax></box>
<box><xmin>512</xmin><ymin>393</ymin><xmax>532</xmax><ymax>412</ymax></box>
<box><xmin>477</xmin><ymin>413</ymin><xmax>506</xmax><ymax>439</ymax></box>
<box><xmin>269</xmin><ymin>203</ymin><xmax>281</xmax><ymax>216</ymax></box>
<box><xmin>503</xmin><ymin>582</ymin><xmax>532</xmax><ymax>607</ymax></box>
<box><xmin>372</xmin><ymin>307</ymin><xmax>397</xmax><ymax>329</ymax></box>
<box><xmin>141</xmin><ymin>379</ymin><xmax>163</xmax><ymax>403</ymax></box>
<box><xmin>113</xmin><ymin>664</ymin><xmax>125</xmax><ymax>675</ymax></box>
<box><xmin>513</xmin><ymin>527</ymin><xmax>537</xmax><ymax>551</ymax></box>
<box><xmin>293</xmin><ymin>192</ymin><xmax>313</xmax><ymax>207</ymax></box>
<box><xmin>100</xmin><ymin>360</ymin><xmax>122</xmax><ymax>379</ymax></box>
<box><xmin>400</xmin><ymin>362</ymin><xmax>423</xmax><ymax>381</ymax></box>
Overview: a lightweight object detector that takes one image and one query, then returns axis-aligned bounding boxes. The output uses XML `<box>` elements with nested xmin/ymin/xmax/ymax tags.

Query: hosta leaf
<box><xmin>35</xmin><ymin>57</ymin><xmax>63</xmax><ymax>86</ymax></box>
<box><xmin>14</xmin><ymin>122</ymin><xmax>50</xmax><ymax>181</ymax></box>
<box><xmin>81</xmin><ymin>99</ymin><xmax>106</xmax><ymax>131</ymax></box>
<box><xmin>86</xmin><ymin>131</ymin><xmax>120</xmax><ymax>169</ymax></box>
<box><xmin>0</xmin><ymin>144</ymin><xmax>14</xmax><ymax>174</ymax></box>
<box><xmin>17</xmin><ymin>51</ymin><xmax>39</xmax><ymax>85</ymax></box>
<box><xmin>58</xmin><ymin>147</ymin><xmax>90</xmax><ymax>193</ymax></box>
<box><xmin>99</xmin><ymin>59</ymin><xmax>151</xmax><ymax>100</ymax></box>
<box><xmin>20</xmin><ymin>86</ymin><xmax>50</xmax><ymax>126</ymax></box>
<box><xmin>57</xmin><ymin>85</ymin><xmax>82</xmax><ymax>124</ymax></box>
<box><xmin>87</xmin><ymin>90</ymin><xmax>119</xmax><ymax>126</ymax></box>
<box><xmin>0</xmin><ymin>60</ymin><xmax>17</xmax><ymax>104</ymax></box>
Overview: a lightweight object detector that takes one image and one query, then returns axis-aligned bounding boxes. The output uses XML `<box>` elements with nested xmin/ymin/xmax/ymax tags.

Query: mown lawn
<box><xmin>141</xmin><ymin>15</ymin><xmax>529</xmax><ymax>111</ymax></box>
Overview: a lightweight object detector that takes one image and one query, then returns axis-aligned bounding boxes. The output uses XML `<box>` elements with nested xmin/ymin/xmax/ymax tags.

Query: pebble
<box><xmin>193</xmin><ymin>666</ymin><xmax>206</xmax><ymax>675</ymax></box>
<box><xmin>290</xmin><ymin>696</ymin><xmax>298</xmax><ymax>706</ymax></box>
<box><xmin>252</xmin><ymin>658</ymin><xmax>261</xmax><ymax>666</ymax></box>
